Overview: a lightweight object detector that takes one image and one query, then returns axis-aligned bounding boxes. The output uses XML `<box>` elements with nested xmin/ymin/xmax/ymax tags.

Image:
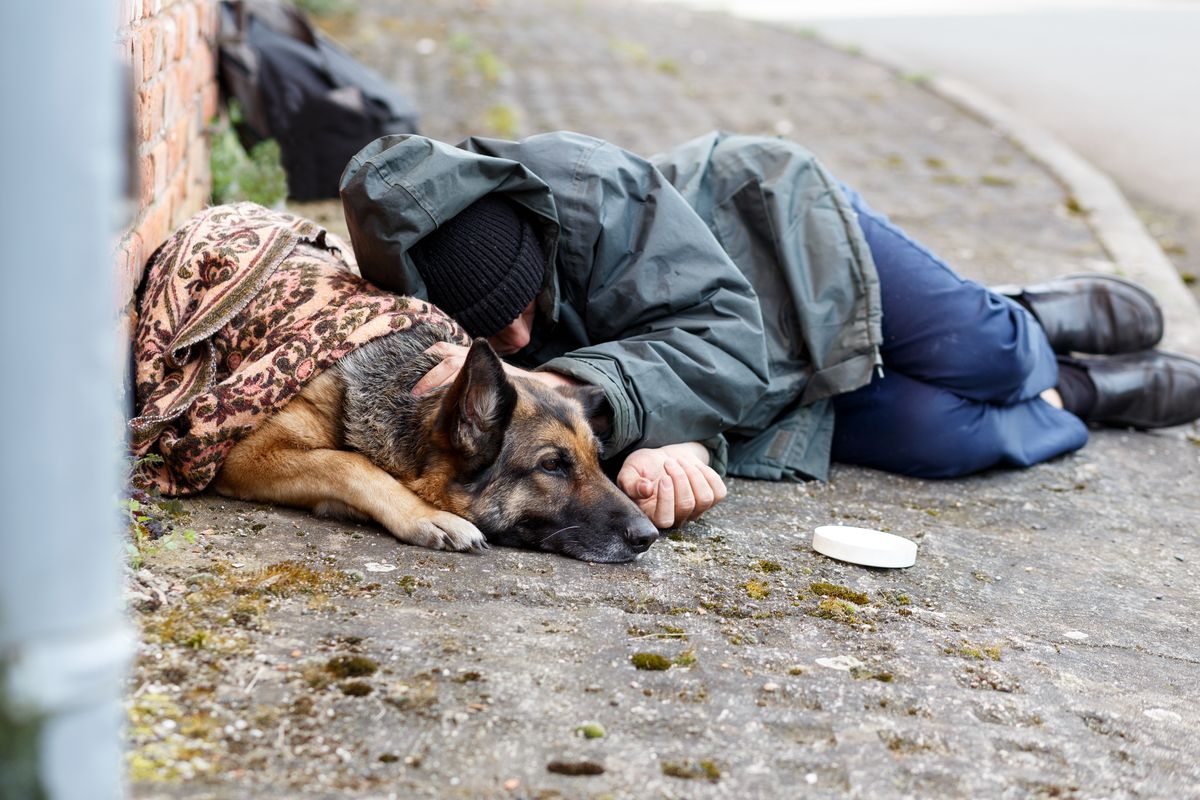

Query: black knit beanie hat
<box><xmin>407</xmin><ymin>194</ymin><xmax>546</xmax><ymax>338</ymax></box>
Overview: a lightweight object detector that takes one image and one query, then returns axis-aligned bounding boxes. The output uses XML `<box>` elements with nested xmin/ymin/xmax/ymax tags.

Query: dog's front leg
<box><xmin>215</xmin><ymin>448</ymin><xmax>487</xmax><ymax>553</ymax></box>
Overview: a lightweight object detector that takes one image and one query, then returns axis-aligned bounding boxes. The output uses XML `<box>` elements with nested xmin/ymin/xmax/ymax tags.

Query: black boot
<box><xmin>996</xmin><ymin>273</ymin><xmax>1163</xmax><ymax>355</ymax></box>
<box><xmin>1059</xmin><ymin>351</ymin><xmax>1200</xmax><ymax>429</ymax></box>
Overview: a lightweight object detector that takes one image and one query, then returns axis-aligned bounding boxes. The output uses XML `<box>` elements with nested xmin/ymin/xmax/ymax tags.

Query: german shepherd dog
<box><xmin>214</xmin><ymin>324</ymin><xmax>660</xmax><ymax>562</ymax></box>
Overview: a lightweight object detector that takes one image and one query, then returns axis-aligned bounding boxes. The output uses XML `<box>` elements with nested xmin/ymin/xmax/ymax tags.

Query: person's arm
<box><xmin>412</xmin><ymin>341</ymin><xmax>724</xmax><ymax>528</ymax></box>
<box><xmin>466</xmin><ymin>134</ymin><xmax>772</xmax><ymax>460</ymax></box>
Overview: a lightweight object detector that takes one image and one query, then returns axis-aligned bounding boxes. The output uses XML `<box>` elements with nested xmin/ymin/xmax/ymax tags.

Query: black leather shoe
<box><xmin>996</xmin><ymin>273</ymin><xmax>1163</xmax><ymax>355</ymax></box>
<box><xmin>1065</xmin><ymin>351</ymin><xmax>1200</xmax><ymax>429</ymax></box>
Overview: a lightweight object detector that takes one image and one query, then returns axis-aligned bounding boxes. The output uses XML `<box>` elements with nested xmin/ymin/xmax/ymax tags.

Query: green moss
<box><xmin>631</xmin><ymin>652</ymin><xmax>672</xmax><ymax>671</ymax></box>
<box><xmin>944</xmin><ymin>640</ymin><xmax>1002</xmax><ymax>661</ymax></box>
<box><xmin>743</xmin><ymin>579</ymin><xmax>771</xmax><ymax>600</ymax></box>
<box><xmin>301</xmin><ymin>663</ymin><xmax>332</xmax><ymax>690</ymax></box>
<box><xmin>325</xmin><ymin>655</ymin><xmax>379</xmax><ymax>678</ymax></box>
<box><xmin>754</xmin><ymin>559</ymin><xmax>783</xmax><ymax>574</ymax></box>
<box><xmin>810</xmin><ymin>582</ymin><xmax>869</xmax><ymax>605</ymax></box>
<box><xmin>482</xmin><ymin>105</ymin><xmax>520</xmax><ymax>140</ymax></box>
<box><xmin>851</xmin><ymin>667</ymin><xmax>894</xmax><ymax>682</ymax></box>
<box><xmin>980</xmin><ymin>174</ymin><xmax>1015</xmax><ymax>187</ymax></box>
<box><xmin>656</xmin><ymin>58</ymin><xmax>681</xmax><ymax>76</ymax></box>
<box><xmin>811</xmin><ymin>597</ymin><xmax>859</xmax><ymax>624</ymax></box>
<box><xmin>452</xmin><ymin>671</ymin><xmax>482</xmax><ymax>684</ymax></box>
<box><xmin>340</xmin><ymin>681</ymin><xmax>373</xmax><ymax>697</ymax></box>
<box><xmin>661</xmin><ymin>759</ymin><xmax>721</xmax><ymax>781</ymax></box>
<box><xmin>124</xmin><ymin>693</ymin><xmax>219</xmax><ymax>783</ymax></box>
<box><xmin>575</xmin><ymin>722</ymin><xmax>606</xmax><ymax>739</ymax></box>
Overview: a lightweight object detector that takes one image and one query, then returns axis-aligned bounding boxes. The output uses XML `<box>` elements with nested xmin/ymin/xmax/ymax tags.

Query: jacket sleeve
<box><xmin>488</xmin><ymin>135</ymin><xmax>771</xmax><ymax>462</ymax></box>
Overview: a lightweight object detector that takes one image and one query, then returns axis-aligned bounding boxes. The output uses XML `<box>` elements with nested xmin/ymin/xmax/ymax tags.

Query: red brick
<box><xmin>113</xmin><ymin>231</ymin><xmax>146</xmax><ymax>311</ymax></box>
<box><xmin>170</xmin><ymin>62</ymin><xmax>195</xmax><ymax>121</ymax></box>
<box><xmin>160</xmin><ymin>14</ymin><xmax>178</xmax><ymax>64</ymax></box>
<box><xmin>198</xmin><ymin>0</ymin><xmax>219</xmax><ymax>41</ymax></box>
<box><xmin>167</xmin><ymin>179</ymin><xmax>192</xmax><ymax>229</ymax></box>
<box><xmin>139</xmin><ymin>22</ymin><xmax>161</xmax><ymax>79</ymax></box>
<box><xmin>137</xmin><ymin>152</ymin><xmax>155</xmax><ymax>211</ymax></box>
<box><xmin>181</xmin><ymin>3</ymin><xmax>198</xmax><ymax>51</ymax></box>
<box><xmin>115</xmin><ymin>308</ymin><xmax>139</xmax><ymax>371</ymax></box>
<box><xmin>161</xmin><ymin>67</ymin><xmax>179</xmax><ymax>127</ymax></box>
<box><xmin>173</xmin><ymin>7</ymin><xmax>190</xmax><ymax>60</ymax></box>
<box><xmin>201</xmin><ymin>81</ymin><xmax>219</xmax><ymax>124</ymax></box>
<box><xmin>139</xmin><ymin>195</ymin><xmax>174</xmax><ymax>255</ymax></box>
<box><xmin>185</xmin><ymin>134</ymin><xmax>211</xmax><ymax>194</ymax></box>
<box><xmin>166</xmin><ymin>115</ymin><xmax>189</xmax><ymax>182</ymax></box>
<box><xmin>150</xmin><ymin>139</ymin><xmax>170</xmax><ymax>197</ymax></box>
<box><xmin>192</xmin><ymin>41</ymin><xmax>215</xmax><ymax>85</ymax></box>
<box><xmin>120</xmin><ymin>0</ymin><xmax>143</xmax><ymax>27</ymax></box>
<box><xmin>136</xmin><ymin>80</ymin><xmax>164</xmax><ymax>144</ymax></box>
<box><xmin>174</xmin><ymin>180</ymin><xmax>206</xmax><ymax>228</ymax></box>
<box><xmin>128</xmin><ymin>26</ymin><xmax>144</xmax><ymax>86</ymax></box>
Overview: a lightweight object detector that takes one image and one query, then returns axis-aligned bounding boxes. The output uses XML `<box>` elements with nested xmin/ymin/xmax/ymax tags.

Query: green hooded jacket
<box><xmin>339</xmin><ymin>130</ymin><xmax>881</xmax><ymax>481</ymax></box>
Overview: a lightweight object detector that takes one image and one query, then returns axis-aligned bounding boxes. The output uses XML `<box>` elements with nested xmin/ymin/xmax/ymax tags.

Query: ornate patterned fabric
<box><xmin>129</xmin><ymin>202</ymin><xmax>467</xmax><ymax>495</ymax></box>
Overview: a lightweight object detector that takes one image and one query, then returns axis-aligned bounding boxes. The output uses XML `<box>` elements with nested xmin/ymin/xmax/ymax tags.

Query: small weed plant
<box><xmin>123</xmin><ymin>455</ymin><xmax>198</xmax><ymax>567</ymax></box>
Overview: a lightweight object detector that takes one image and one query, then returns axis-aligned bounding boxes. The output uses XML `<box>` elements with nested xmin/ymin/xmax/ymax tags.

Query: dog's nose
<box><xmin>624</xmin><ymin>519</ymin><xmax>659</xmax><ymax>553</ymax></box>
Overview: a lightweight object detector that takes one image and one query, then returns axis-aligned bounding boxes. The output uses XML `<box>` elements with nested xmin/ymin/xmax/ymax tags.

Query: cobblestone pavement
<box><xmin>129</xmin><ymin>1</ymin><xmax>1200</xmax><ymax>798</ymax></box>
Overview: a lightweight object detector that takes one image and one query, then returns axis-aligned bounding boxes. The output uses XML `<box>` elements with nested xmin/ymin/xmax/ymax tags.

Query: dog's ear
<box><xmin>556</xmin><ymin>383</ymin><xmax>611</xmax><ymax>441</ymax></box>
<box><xmin>437</xmin><ymin>339</ymin><xmax>517</xmax><ymax>472</ymax></box>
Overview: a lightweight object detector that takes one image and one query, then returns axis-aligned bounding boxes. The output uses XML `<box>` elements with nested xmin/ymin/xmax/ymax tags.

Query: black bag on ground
<box><xmin>218</xmin><ymin>0</ymin><xmax>420</xmax><ymax>200</ymax></box>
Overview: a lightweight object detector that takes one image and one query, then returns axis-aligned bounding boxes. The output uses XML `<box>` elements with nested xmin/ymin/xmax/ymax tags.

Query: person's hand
<box><xmin>412</xmin><ymin>342</ymin><xmax>575</xmax><ymax>395</ymax></box>
<box><xmin>616</xmin><ymin>442</ymin><xmax>727</xmax><ymax>529</ymax></box>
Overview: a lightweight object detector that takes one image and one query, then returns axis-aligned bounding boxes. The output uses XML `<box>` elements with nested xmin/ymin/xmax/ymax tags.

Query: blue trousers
<box><xmin>831</xmin><ymin>187</ymin><xmax>1089</xmax><ymax>478</ymax></box>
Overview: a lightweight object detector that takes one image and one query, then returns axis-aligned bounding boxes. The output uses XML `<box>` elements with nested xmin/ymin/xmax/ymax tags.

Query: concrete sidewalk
<box><xmin>129</xmin><ymin>1</ymin><xmax>1200</xmax><ymax>797</ymax></box>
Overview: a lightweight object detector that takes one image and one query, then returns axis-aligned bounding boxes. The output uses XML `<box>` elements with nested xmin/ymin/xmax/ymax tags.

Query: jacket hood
<box><xmin>339</xmin><ymin>134</ymin><xmax>562</xmax><ymax>321</ymax></box>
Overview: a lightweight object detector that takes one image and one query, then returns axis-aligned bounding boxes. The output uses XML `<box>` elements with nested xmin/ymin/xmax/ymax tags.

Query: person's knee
<box><xmin>953</xmin><ymin>298</ymin><xmax>1049</xmax><ymax>400</ymax></box>
<box><xmin>834</xmin><ymin>376</ymin><xmax>1003</xmax><ymax>478</ymax></box>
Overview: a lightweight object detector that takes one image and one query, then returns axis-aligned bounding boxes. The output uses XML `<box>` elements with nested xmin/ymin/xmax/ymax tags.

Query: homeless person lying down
<box><xmin>128</xmin><ymin>131</ymin><xmax>1200</xmax><ymax>561</ymax></box>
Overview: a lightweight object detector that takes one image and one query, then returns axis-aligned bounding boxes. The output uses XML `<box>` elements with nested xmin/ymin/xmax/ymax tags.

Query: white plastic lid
<box><xmin>812</xmin><ymin>525</ymin><xmax>917</xmax><ymax>568</ymax></box>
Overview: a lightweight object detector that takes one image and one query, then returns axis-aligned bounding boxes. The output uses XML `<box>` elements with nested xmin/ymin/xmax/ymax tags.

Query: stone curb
<box><xmin>816</xmin><ymin>33</ymin><xmax>1200</xmax><ymax>357</ymax></box>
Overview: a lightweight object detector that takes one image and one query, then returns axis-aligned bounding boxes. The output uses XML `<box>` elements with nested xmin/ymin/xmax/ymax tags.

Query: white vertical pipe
<box><xmin>0</xmin><ymin>1</ymin><xmax>132</xmax><ymax>798</ymax></box>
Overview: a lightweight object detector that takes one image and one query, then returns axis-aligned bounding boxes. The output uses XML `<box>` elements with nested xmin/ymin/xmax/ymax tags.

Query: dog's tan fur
<box><xmin>215</xmin><ymin>371</ymin><xmax>484</xmax><ymax>551</ymax></box>
<box><xmin>212</xmin><ymin>329</ymin><xmax>659</xmax><ymax>561</ymax></box>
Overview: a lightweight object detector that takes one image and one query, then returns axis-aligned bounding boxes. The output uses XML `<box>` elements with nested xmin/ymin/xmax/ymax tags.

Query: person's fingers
<box><xmin>635</xmin><ymin>478</ymin><xmax>655</xmax><ymax>500</ymax></box>
<box><xmin>412</xmin><ymin>355</ymin><xmax>464</xmax><ymax>396</ymax></box>
<box><xmin>652</xmin><ymin>474</ymin><xmax>676</xmax><ymax>529</ymax></box>
<box><xmin>424</xmin><ymin>341</ymin><xmax>467</xmax><ymax>359</ymax></box>
<box><xmin>680</xmin><ymin>458</ymin><xmax>715</xmax><ymax>520</ymax></box>
<box><xmin>699</xmin><ymin>463</ymin><xmax>727</xmax><ymax>505</ymax></box>
<box><xmin>617</xmin><ymin>465</ymin><xmax>650</xmax><ymax>499</ymax></box>
<box><xmin>662</xmin><ymin>458</ymin><xmax>694</xmax><ymax>526</ymax></box>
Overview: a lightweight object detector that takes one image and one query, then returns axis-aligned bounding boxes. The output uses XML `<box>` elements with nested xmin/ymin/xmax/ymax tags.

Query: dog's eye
<box><xmin>538</xmin><ymin>456</ymin><xmax>564</xmax><ymax>474</ymax></box>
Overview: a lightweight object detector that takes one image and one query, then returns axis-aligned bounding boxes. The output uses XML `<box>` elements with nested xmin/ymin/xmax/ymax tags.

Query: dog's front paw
<box><xmin>399</xmin><ymin>511</ymin><xmax>488</xmax><ymax>553</ymax></box>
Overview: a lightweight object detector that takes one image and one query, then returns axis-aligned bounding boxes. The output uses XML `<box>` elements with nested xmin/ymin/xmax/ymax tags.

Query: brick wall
<box><xmin>113</xmin><ymin>0</ymin><xmax>220</xmax><ymax>334</ymax></box>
